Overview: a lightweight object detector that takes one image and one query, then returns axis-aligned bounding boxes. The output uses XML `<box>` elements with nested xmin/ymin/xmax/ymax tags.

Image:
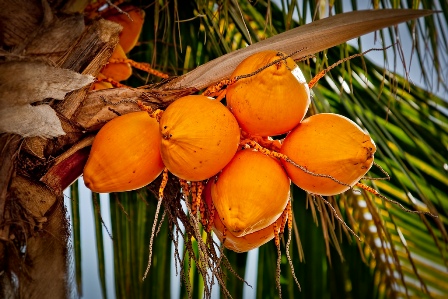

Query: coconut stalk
<box><xmin>0</xmin><ymin>0</ymin><xmax>436</xmax><ymax>297</ymax></box>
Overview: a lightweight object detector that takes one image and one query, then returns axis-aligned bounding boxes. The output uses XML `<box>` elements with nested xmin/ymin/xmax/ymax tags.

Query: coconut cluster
<box><xmin>83</xmin><ymin>50</ymin><xmax>376</xmax><ymax>253</ymax></box>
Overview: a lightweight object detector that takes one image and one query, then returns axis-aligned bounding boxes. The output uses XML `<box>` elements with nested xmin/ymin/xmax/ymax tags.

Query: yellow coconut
<box><xmin>104</xmin><ymin>5</ymin><xmax>145</xmax><ymax>53</ymax></box>
<box><xmin>213</xmin><ymin>213</ymin><xmax>279</xmax><ymax>253</ymax></box>
<box><xmin>280</xmin><ymin>113</ymin><xmax>376</xmax><ymax>196</ymax></box>
<box><xmin>91</xmin><ymin>73</ymin><xmax>113</xmax><ymax>91</ymax></box>
<box><xmin>204</xmin><ymin>179</ymin><xmax>279</xmax><ymax>253</ymax></box>
<box><xmin>100</xmin><ymin>44</ymin><xmax>132</xmax><ymax>82</ymax></box>
<box><xmin>83</xmin><ymin>111</ymin><xmax>164</xmax><ymax>193</ymax></box>
<box><xmin>159</xmin><ymin>95</ymin><xmax>240</xmax><ymax>181</ymax></box>
<box><xmin>226</xmin><ymin>50</ymin><xmax>310</xmax><ymax>136</ymax></box>
<box><xmin>211</xmin><ymin>149</ymin><xmax>290</xmax><ymax>237</ymax></box>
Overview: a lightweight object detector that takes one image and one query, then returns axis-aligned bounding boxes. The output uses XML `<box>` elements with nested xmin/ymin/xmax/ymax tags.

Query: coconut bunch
<box><xmin>83</xmin><ymin>50</ymin><xmax>376</xmax><ymax>253</ymax></box>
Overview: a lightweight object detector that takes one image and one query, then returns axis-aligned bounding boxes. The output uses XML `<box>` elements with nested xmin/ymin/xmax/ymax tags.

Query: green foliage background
<box><xmin>70</xmin><ymin>1</ymin><xmax>448</xmax><ymax>298</ymax></box>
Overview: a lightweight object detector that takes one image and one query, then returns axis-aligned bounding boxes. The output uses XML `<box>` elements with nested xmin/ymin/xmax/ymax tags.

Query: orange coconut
<box><xmin>104</xmin><ymin>5</ymin><xmax>145</xmax><ymax>53</ymax></box>
<box><xmin>211</xmin><ymin>149</ymin><xmax>290</xmax><ymax>237</ymax></box>
<box><xmin>280</xmin><ymin>113</ymin><xmax>376</xmax><ymax>196</ymax></box>
<box><xmin>91</xmin><ymin>73</ymin><xmax>113</xmax><ymax>91</ymax></box>
<box><xmin>83</xmin><ymin>111</ymin><xmax>164</xmax><ymax>193</ymax></box>
<box><xmin>204</xmin><ymin>180</ymin><xmax>279</xmax><ymax>253</ymax></box>
<box><xmin>100</xmin><ymin>44</ymin><xmax>132</xmax><ymax>82</ymax></box>
<box><xmin>213</xmin><ymin>213</ymin><xmax>280</xmax><ymax>253</ymax></box>
<box><xmin>159</xmin><ymin>95</ymin><xmax>240</xmax><ymax>181</ymax></box>
<box><xmin>226</xmin><ymin>50</ymin><xmax>310</xmax><ymax>136</ymax></box>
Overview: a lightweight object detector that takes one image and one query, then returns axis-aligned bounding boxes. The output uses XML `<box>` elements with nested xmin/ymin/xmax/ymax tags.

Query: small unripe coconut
<box><xmin>211</xmin><ymin>149</ymin><xmax>290</xmax><ymax>237</ymax></box>
<box><xmin>104</xmin><ymin>5</ymin><xmax>145</xmax><ymax>53</ymax></box>
<box><xmin>83</xmin><ymin>111</ymin><xmax>164</xmax><ymax>193</ymax></box>
<box><xmin>91</xmin><ymin>73</ymin><xmax>113</xmax><ymax>90</ymax></box>
<box><xmin>159</xmin><ymin>95</ymin><xmax>240</xmax><ymax>181</ymax></box>
<box><xmin>280</xmin><ymin>113</ymin><xmax>376</xmax><ymax>195</ymax></box>
<box><xmin>100</xmin><ymin>44</ymin><xmax>132</xmax><ymax>82</ymax></box>
<box><xmin>226</xmin><ymin>50</ymin><xmax>310</xmax><ymax>136</ymax></box>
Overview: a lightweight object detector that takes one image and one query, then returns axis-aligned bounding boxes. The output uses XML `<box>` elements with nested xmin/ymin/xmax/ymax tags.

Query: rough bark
<box><xmin>0</xmin><ymin>1</ymin><xmax>123</xmax><ymax>297</ymax></box>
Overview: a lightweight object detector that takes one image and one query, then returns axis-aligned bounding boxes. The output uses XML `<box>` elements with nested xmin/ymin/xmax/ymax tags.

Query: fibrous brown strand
<box><xmin>142</xmin><ymin>196</ymin><xmax>163</xmax><ymax>280</ymax></box>
<box><xmin>308</xmin><ymin>46</ymin><xmax>394</xmax><ymax>88</ymax></box>
<box><xmin>191</xmin><ymin>182</ymin><xmax>198</xmax><ymax>217</ymax></box>
<box><xmin>95</xmin><ymin>76</ymin><xmax>126</xmax><ymax>87</ymax></box>
<box><xmin>92</xmin><ymin>193</ymin><xmax>113</xmax><ymax>239</ymax></box>
<box><xmin>240</xmin><ymin>131</ymin><xmax>282</xmax><ymax>152</ymax></box>
<box><xmin>280</xmin><ymin>202</ymin><xmax>289</xmax><ymax>234</ymax></box>
<box><xmin>234</xmin><ymin>48</ymin><xmax>306</xmax><ymax>82</ymax></box>
<box><xmin>274</xmin><ymin>221</ymin><xmax>280</xmax><ymax>247</ymax></box>
<box><xmin>137</xmin><ymin>100</ymin><xmax>164</xmax><ymax>121</ymax></box>
<box><xmin>241</xmin><ymin>139</ymin><xmax>352</xmax><ymax>189</ymax></box>
<box><xmin>155</xmin><ymin>209</ymin><xmax>167</xmax><ymax>236</ymax></box>
<box><xmin>196</xmin><ymin>182</ymin><xmax>204</xmax><ymax>223</ymax></box>
<box><xmin>179</xmin><ymin>179</ymin><xmax>190</xmax><ymax>199</ymax></box>
<box><xmin>108</xmin><ymin>58</ymin><xmax>169</xmax><ymax>78</ymax></box>
<box><xmin>158</xmin><ymin>168</ymin><xmax>169</xmax><ymax>200</ymax></box>
<box><xmin>199</xmin><ymin>185</ymin><xmax>207</xmax><ymax>227</ymax></box>
<box><xmin>206</xmin><ymin>203</ymin><xmax>216</xmax><ymax>233</ymax></box>
<box><xmin>203</xmin><ymin>79</ymin><xmax>234</xmax><ymax>97</ymax></box>
<box><xmin>287</xmin><ymin>200</ymin><xmax>293</xmax><ymax>230</ymax></box>
<box><xmin>316</xmin><ymin>195</ymin><xmax>362</xmax><ymax>242</ymax></box>
<box><xmin>275</xmin><ymin>241</ymin><xmax>283</xmax><ymax>299</ymax></box>
<box><xmin>362</xmin><ymin>162</ymin><xmax>391</xmax><ymax>181</ymax></box>
<box><xmin>355</xmin><ymin>183</ymin><xmax>438</xmax><ymax>217</ymax></box>
<box><xmin>285</xmin><ymin>225</ymin><xmax>301</xmax><ymax>291</ymax></box>
<box><xmin>203</xmin><ymin>48</ymin><xmax>308</xmax><ymax>103</ymax></box>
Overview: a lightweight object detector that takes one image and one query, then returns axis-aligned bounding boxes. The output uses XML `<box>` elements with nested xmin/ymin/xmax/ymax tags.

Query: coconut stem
<box><xmin>308</xmin><ymin>45</ymin><xmax>394</xmax><ymax>88</ymax></box>
<box><xmin>206</xmin><ymin>202</ymin><xmax>216</xmax><ymax>233</ymax></box>
<box><xmin>362</xmin><ymin>162</ymin><xmax>391</xmax><ymax>181</ymax></box>
<box><xmin>96</xmin><ymin>76</ymin><xmax>126</xmax><ymax>88</ymax></box>
<box><xmin>285</xmin><ymin>220</ymin><xmax>301</xmax><ymax>291</ymax></box>
<box><xmin>109</xmin><ymin>58</ymin><xmax>169</xmax><ymax>79</ymax></box>
<box><xmin>137</xmin><ymin>100</ymin><xmax>164</xmax><ymax>121</ymax></box>
<box><xmin>240</xmin><ymin>139</ymin><xmax>352</xmax><ymax>189</ymax></box>
<box><xmin>275</xmin><ymin>240</ymin><xmax>282</xmax><ymax>299</ymax></box>
<box><xmin>158</xmin><ymin>168</ymin><xmax>169</xmax><ymax>200</ymax></box>
<box><xmin>142</xmin><ymin>195</ymin><xmax>163</xmax><ymax>280</ymax></box>
<box><xmin>280</xmin><ymin>200</ymin><xmax>290</xmax><ymax>234</ymax></box>
<box><xmin>355</xmin><ymin>183</ymin><xmax>438</xmax><ymax>217</ymax></box>
<box><xmin>315</xmin><ymin>195</ymin><xmax>362</xmax><ymax>242</ymax></box>
<box><xmin>203</xmin><ymin>48</ymin><xmax>308</xmax><ymax>100</ymax></box>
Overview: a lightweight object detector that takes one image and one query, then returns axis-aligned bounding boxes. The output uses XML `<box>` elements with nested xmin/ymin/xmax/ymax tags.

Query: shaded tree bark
<box><xmin>0</xmin><ymin>1</ymin><xmax>122</xmax><ymax>297</ymax></box>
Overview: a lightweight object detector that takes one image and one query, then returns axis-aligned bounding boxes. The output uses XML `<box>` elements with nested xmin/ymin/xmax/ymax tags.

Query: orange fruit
<box><xmin>204</xmin><ymin>180</ymin><xmax>279</xmax><ymax>253</ymax></box>
<box><xmin>91</xmin><ymin>73</ymin><xmax>113</xmax><ymax>90</ymax></box>
<box><xmin>280</xmin><ymin>113</ymin><xmax>376</xmax><ymax>195</ymax></box>
<box><xmin>213</xmin><ymin>214</ymin><xmax>280</xmax><ymax>253</ymax></box>
<box><xmin>104</xmin><ymin>5</ymin><xmax>145</xmax><ymax>53</ymax></box>
<box><xmin>159</xmin><ymin>95</ymin><xmax>240</xmax><ymax>181</ymax></box>
<box><xmin>83</xmin><ymin>111</ymin><xmax>164</xmax><ymax>193</ymax></box>
<box><xmin>100</xmin><ymin>44</ymin><xmax>132</xmax><ymax>82</ymax></box>
<box><xmin>211</xmin><ymin>149</ymin><xmax>290</xmax><ymax>237</ymax></box>
<box><xmin>226</xmin><ymin>50</ymin><xmax>310</xmax><ymax>136</ymax></box>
